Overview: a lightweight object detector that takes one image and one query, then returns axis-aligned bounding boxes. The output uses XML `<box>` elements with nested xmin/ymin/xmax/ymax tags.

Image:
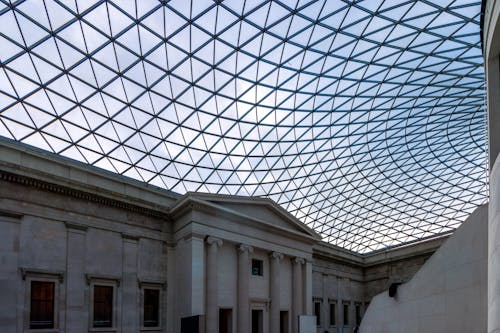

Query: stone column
<box><xmin>122</xmin><ymin>235</ymin><xmax>139</xmax><ymax>333</ymax></box>
<box><xmin>206</xmin><ymin>237</ymin><xmax>223</xmax><ymax>333</ymax></box>
<box><xmin>237</xmin><ymin>244</ymin><xmax>253</xmax><ymax>333</ymax></box>
<box><xmin>303</xmin><ymin>260</ymin><xmax>313</xmax><ymax>315</ymax></box>
<box><xmin>174</xmin><ymin>234</ymin><xmax>205</xmax><ymax>326</ymax></box>
<box><xmin>338</xmin><ymin>277</ymin><xmax>346</xmax><ymax>328</ymax></box>
<box><xmin>65</xmin><ymin>224</ymin><xmax>87</xmax><ymax>332</ymax></box>
<box><xmin>166</xmin><ymin>245</ymin><xmax>176</xmax><ymax>333</ymax></box>
<box><xmin>292</xmin><ymin>257</ymin><xmax>304</xmax><ymax>333</ymax></box>
<box><xmin>269</xmin><ymin>251</ymin><xmax>283</xmax><ymax>333</ymax></box>
<box><xmin>322</xmin><ymin>273</ymin><xmax>328</xmax><ymax>328</ymax></box>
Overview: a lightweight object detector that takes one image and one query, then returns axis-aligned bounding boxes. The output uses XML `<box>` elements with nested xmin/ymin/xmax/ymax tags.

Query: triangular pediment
<box><xmin>214</xmin><ymin>201</ymin><xmax>303</xmax><ymax>232</ymax></box>
<box><xmin>178</xmin><ymin>192</ymin><xmax>320</xmax><ymax>239</ymax></box>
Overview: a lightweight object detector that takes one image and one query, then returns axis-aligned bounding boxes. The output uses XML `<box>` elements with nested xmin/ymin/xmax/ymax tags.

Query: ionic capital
<box><xmin>270</xmin><ymin>251</ymin><xmax>284</xmax><ymax>260</ymax></box>
<box><xmin>238</xmin><ymin>244</ymin><xmax>254</xmax><ymax>254</ymax></box>
<box><xmin>293</xmin><ymin>257</ymin><xmax>305</xmax><ymax>265</ymax></box>
<box><xmin>206</xmin><ymin>236</ymin><xmax>223</xmax><ymax>247</ymax></box>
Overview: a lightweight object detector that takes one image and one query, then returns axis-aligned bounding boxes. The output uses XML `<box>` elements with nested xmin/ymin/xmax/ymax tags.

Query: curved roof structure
<box><xmin>0</xmin><ymin>0</ymin><xmax>488</xmax><ymax>253</ymax></box>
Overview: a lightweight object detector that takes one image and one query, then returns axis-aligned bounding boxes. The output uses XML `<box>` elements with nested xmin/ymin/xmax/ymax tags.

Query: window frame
<box><xmin>30</xmin><ymin>281</ymin><xmax>56</xmax><ymax>330</ymax></box>
<box><xmin>343</xmin><ymin>301</ymin><xmax>350</xmax><ymax>327</ymax></box>
<box><xmin>355</xmin><ymin>302</ymin><xmax>362</xmax><ymax>326</ymax></box>
<box><xmin>328</xmin><ymin>300</ymin><xmax>337</xmax><ymax>327</ymax></box>
<box><xmin>219</xmin><ymin>307</ymin><xmax>233</xmax><ymax>333</ymax></box>
<box><xmin>251</xmin><ymin>259</ymin><xmax>264</xmax><ymax>277</ymax></box>
<box><xmin>23</xmin><ymin>271</ymin><xmax>62</xmax><ymax>333</ymax></box>
<box><xmin>313</xmin><ymin>298</ymin><xmax>321</xmax><ymax>327</ymax></box>
<box><xmin>87</xmin><ymin>276</ymin><xmax>120</xmax><ymax>332</ymax></box>
<box><xmin>139</xmin><ymin>283</ymin><xmax>163</xmax><ymax>331</ymax></box>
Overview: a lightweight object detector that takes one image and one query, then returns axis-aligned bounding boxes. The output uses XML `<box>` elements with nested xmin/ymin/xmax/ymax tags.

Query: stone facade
<box><xmin>484</xmin><ymin>1</ymin><xmax>500</xmax><ymax>333</ymax></box>
<box><xmin>359</xmin><ymin>204</ymin><xmax>488</xmax><ymax>333</ymax></box>
<box><xmin>311</xmin><ymin>238</ymin><xmax>441</xmax><ymax>333</ymax></box>
<box><xmin>0</xmin><ymin>139</ymin><xmax>441</xmax><ymax>333</ymax></box>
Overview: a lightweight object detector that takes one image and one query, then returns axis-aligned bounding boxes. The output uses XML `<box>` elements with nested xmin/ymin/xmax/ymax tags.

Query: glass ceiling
<box><xmin>0</xmin><ymin>0</ymin><xmax>487</xmax><ymax>253</ymax></box>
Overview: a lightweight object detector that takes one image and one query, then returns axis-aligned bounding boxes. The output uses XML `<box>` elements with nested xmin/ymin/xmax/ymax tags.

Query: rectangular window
<box><xmin>355</xmin><ymin>303</ymin><xmax>362</xmax><ymax>326</ymax></box>
<box><xmin>144</xmin><ymin>289</ymin><xmax>160</xmax><ymax>327</ymax></box>
<box><xmin>93</xmin><ymin>285</ymin><xmax>113</xmax><ymax>328</ymax></box>
<box><xmin>219</xmin><ymin>308</ymin><xmax>232</xmax><ymax>333</ymax></box>
<box><xmin>251</xmin><ymin>309</ymin><xmax>263</xmax><ymax>333</ymax></box>
<box><xmin>30</xmin><ymin>281</ymin><xmax>55</xmax><ymax>329</ymax></box>
<box><xmin>279</xmin><ymin>311</ymin><xmax>288</xmax><ymax>333</ymax></box>
<box><xmin>329</xmin><ymin>302</ymin><xmax>336</xmax><ymax>326</ymax></box>
<box><xmin>343</xmin><ymin>303</ymin><xmax>349</xmax><ymax>326</ymax></box>
<box><xmin>314</xmin><ymin>301</ymin><xmax>321</xmax><ymax>326</ymax></box>
<box><xmin>251</xmin><ymin>259</ymin><xmax>263</xmax><ymax>276</ymax></box>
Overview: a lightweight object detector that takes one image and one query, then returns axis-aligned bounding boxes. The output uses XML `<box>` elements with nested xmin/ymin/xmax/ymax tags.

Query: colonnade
<box><xmin>204</xmin><ymin>236</ymin><xmax>311</xmax><ymax>333</ymax></box>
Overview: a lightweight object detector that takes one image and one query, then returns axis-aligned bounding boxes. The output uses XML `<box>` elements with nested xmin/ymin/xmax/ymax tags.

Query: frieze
<box><xmin>0</xmin><ymin>170</ymin><xmax>170</xmax><ymax>220</ymax></box>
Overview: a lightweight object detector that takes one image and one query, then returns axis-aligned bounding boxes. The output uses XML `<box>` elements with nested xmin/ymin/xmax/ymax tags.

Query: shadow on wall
<box><xmin>359</xmin><ymin>204</ymin><xmax>488</xmax><ymax>333</ymax></box>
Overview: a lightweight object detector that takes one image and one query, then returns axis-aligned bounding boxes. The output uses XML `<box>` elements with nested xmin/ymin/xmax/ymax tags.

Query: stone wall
<box><xmin>359</xmin><ymin>204</ymin><xmax>488</xmax><ymax>333</ymax></box>
<box><xmin>311</xmin><ymin>240</ymin><xmax>439</xmax><ymax>333</ymax></box>
<box><xmin>484</xmin><ymin>1</ymin><xmax>500</xmax><ymax>332</ymax></box>
<box><xmin>363</xmin><ymin>246</ymin><xmax>438</xmax><ymax>301</ymax></box>
<box><xmin>0</xmin><ymin>179</ymin><xmax>170</xmax><ymax>333</ymax></box>
<box><xmin>312</xmin><ymin>256</ymin><xmax>364</xmax><ymax>332</ymax></box>
<box><xmin>0</xmin><ymin>139</ymin><xmax>444</xmax><ymax>333</ymax></box>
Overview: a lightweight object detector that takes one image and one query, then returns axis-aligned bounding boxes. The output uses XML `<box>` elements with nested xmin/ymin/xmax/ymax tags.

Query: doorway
<box><xmin>251</xmin><ymin>309</ymin><xmax>263</xmax><ymax>333</ymax></box>
<box><xmin>219</xmin><ymin>308</ymin><xmax>232</xmax><ymax>333</ymax></box>
<box><xmin>280</xmin><ymin>311</ymin><xmax>289</xmax><ymax>333</ymax></box>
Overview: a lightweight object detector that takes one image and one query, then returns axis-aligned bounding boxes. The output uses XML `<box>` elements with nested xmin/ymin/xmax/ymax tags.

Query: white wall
<box><xmin>484</xmin><ymin>1</ymin><xmax>500</xmax><ymax>332</ymax></box>
<box><xmin>359</xmin><ymin>204</ymin><xmax>488</xmax><ymax>333</ymax></box>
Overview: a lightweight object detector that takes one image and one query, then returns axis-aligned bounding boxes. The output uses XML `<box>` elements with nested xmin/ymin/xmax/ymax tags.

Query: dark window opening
<box><xmin>144</xmin><ymin>289</ymin><xmax>160</xmax><ymax>327</ymax></box>
<box><xmin>251</xmin><ymin>259</ymin><xmax>263</xmax><ymax>276</ymax></box>
<box><xmin>355</xmin><ymin>304</ymin><xmax>361</xmax><ymax>326</ymax></box>
<box><xmin>219</xmin><ymin>308</ymin><xmax>232</xmax><ymax>333</ymax></box>
<box><xmin>251</xmin><ymin>309</ymin><xmax>263</xmax><ymax>333</ymax></box>
<box><xmin>30</xmin><ymin>281</ymin><xmax>55</xmax><ymax>329</ymax></box>
<box><xmin>280</xmin><ymin>311</ymin><xmax>288</xmax><ymax>333</ymax></box>
<box><xmin>329</xmin><ymin>303</ymin><xmax>336</xmax><ymax>326</ymax></box>
<box><xmin>343</xmin><ymin>303</ymin><xmax>349</xmax><ymax>326</ymax></box>
<box><xmin>93</xmin><ymin>285</ymin><xmax>113</xmax><ymax>328</ymax></box>
<box><xmin>314</xmin><ymin>301</ymin><xmax>321</xmax><ymax>326</ymax></box>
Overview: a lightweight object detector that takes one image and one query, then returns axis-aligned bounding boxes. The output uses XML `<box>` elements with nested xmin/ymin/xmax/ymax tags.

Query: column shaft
<box><xmin>292</xmin><ymin>257</ymin><xmax>304</xmax><ymax>333</ymax></box>
<box><xmin>237</xmin><ymin>244</ymin><xmax>253</xmax><ymax>333</ymax></box>
<box><xmin>303</xmin><ymin>261</ymin><xmax>313</xmax><ymax>315</ymax></box>
<box><xmin>65</xmin><ymin>226</ymin><xmax>86</xmax><ymax>332</ymax></box>
<box><xmin>206</xmin><ymin>237</ymin><xmax>223</xmax><ymax>333</ymax></box>
<box><xmin>122</xmin><ymin>237</ymin><xmax>139</xmax><ymax>333</ymax></box>
<box><xmin>269</xmin><ymin>252</ymin><xmax>283</xmax><ymax>333</ymax></box>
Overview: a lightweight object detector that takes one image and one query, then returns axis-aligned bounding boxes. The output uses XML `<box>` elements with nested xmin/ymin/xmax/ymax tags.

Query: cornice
<box><xmin>20</xmin><ymin>268</ymin><xmax>65</xmax><ymax>282</ymax></box>
<box><xmin>0</xmin><ymin>170</ymin><xmax>171</xmax><ymax>220</ymax></box>
<box><xmin>0</xmin><ymin>209</ymin><xmax>23</xmax><ymax>219</ymax></box>
<box><xmin>171</xmin><ymin>195</ymin><xmax>321</xmax><ymax>244</ymax></box>
<box><xmin>313</xmin><ymin>234</ymin><xmax>447</xmax><ymax>268</ymax></box>
<box><xmin>65</xmin><ymin>222</ymin><xmax>88</xmax><ymax>232</ymax></box>
<box><xmin>181</xmin><ymin>192</ymin><xmax>320</xmax><ymax>239</ymax></box>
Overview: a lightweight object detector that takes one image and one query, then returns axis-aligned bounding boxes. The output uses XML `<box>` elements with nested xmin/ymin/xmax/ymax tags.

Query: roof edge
<box><xmin>0</xmin><ymin>137</ymin><xmax>181</xmax><ymax>208</ymax></box>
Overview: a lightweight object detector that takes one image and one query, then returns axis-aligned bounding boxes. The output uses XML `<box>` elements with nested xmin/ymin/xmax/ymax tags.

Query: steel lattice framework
<box><xmin>0</xmin><ymin>0</ymin><xmax>488</xmax><ymax>253</ymax></box>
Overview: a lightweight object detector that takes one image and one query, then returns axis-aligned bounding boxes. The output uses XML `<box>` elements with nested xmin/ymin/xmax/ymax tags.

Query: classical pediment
<box><xmin>171</xmin><ymin>192</ymin><xmax>320</xmax><ymax>240</ymax></box>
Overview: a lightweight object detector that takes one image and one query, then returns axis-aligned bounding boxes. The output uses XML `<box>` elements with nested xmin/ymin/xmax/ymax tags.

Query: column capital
<box><xmin>292</xmin><ymin>257</ymin><xmax>305</xmax><ymax>265</ymax></box>
<box><xmin>270</xmin><ymin>251</ymin><xmax>284</xmax><ymax>260</ymax></box>
<box><xmin>238</xmin><ymin>244</ymin><xmax>254</xmax><ymax>254</ymax></box>
<box><xmin>206</xmin><ymin>236</ymin><xmax>223</xmax><ymax>247</ymax></box>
